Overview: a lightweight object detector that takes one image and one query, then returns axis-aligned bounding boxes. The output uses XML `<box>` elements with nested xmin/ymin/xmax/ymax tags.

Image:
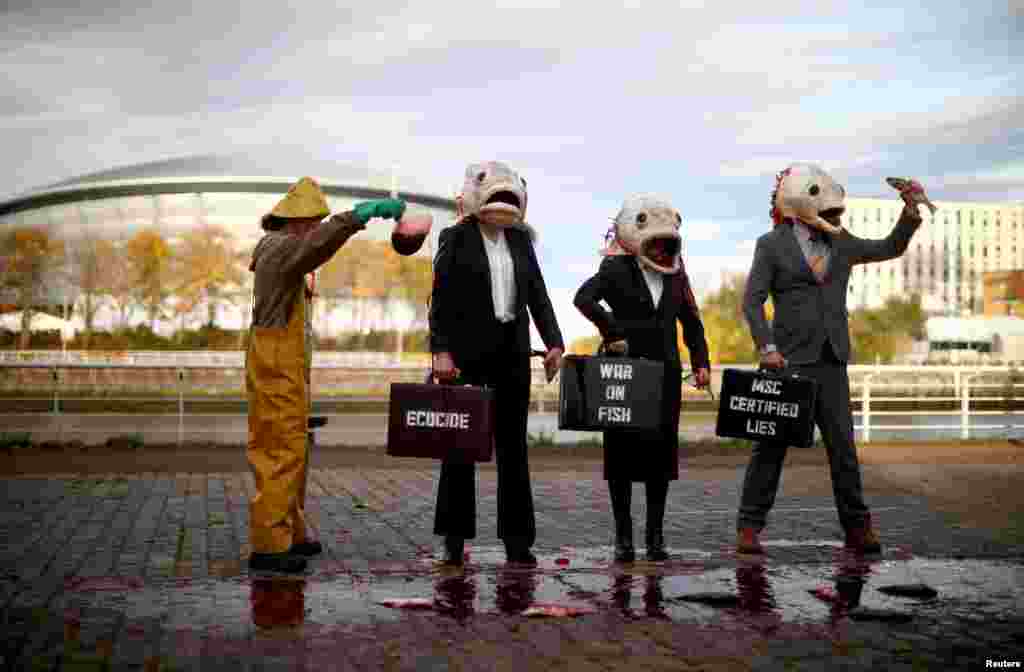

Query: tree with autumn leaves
<box><xmin>317</xmin><ymin>238</ymin><xmax>432</xmax><ymax>348</ymax></box>
<box><xmin>0</xmin><ymin>227</ymin><xmax>66</xmax><ymax>348</ymax></box>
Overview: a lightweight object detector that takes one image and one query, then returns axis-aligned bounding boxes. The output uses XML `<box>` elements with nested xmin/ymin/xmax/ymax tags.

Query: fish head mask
<box><xmin>456</xmin><ymin>161</ymin><xmax>529</xmax><ymax>230</ymax></box>
<box><xmin>771</xmin><ymin>163</ymin><xmax>845</xmax><ymax>235</ymax></box>
<box><xmin>607</xmin><ymin>195</ymin><xmax>683</xmax><ymax>274</ymax></box>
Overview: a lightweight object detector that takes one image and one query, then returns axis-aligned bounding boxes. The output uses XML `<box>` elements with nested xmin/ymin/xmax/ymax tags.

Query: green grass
<box><xmin>0</xmin><ymin>432</ymin><xmax>31</xmax><ymax>450</ymax></box>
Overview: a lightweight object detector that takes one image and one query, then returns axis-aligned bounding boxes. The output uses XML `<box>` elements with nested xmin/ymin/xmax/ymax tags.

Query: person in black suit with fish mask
<box><xmin>574</xmin><ymin>195</ymin><xmax>710</xmax><ymax>563</ymax></box>
<box><xmin>429</xmin><ymin>161</ymin><xmax>565</xmax><ymax>566</ymax></box>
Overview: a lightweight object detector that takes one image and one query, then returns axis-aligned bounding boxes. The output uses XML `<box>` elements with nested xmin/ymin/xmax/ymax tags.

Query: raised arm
<box><xmin>844</xmin><ymin>206</ymin><xmax>922</xmax><ymax>265</ymax></box>
<box><xmin>278</xmin><ymin>199</ymin><xmax>406</xmax><ymax>278</ymax></box>
<box><xmin>277</xmin><ymin>211</ymin><xmax>366</xmax><ymax>279</ymax></box>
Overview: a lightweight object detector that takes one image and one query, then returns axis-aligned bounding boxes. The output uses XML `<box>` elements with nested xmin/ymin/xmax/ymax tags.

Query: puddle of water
<box><xmin>48</xmin><ymin>553</ymin><xmax>1024</xmax><ymax>639</ymax></box>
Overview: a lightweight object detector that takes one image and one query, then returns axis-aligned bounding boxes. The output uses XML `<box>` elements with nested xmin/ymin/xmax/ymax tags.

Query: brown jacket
<box><xmin>249</xmin><ymin>212</ymin><xmax>362</xmax><ymax>328</ymax></box>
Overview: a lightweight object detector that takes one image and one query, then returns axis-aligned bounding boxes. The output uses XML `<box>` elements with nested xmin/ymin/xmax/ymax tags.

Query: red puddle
<box><xmin>555</xmin><ymin>558</ymin><xmax>570</xmax><ymax>566</ymax></box>
<box><xmin>522</xmin><ymin>603</ymin><xmax>596</xmax><ymax>618</ymax></box>
<box><xmin>809</xmin><ymin>586</ymin><xmax>839</xmax><ymax>603</ymax></box>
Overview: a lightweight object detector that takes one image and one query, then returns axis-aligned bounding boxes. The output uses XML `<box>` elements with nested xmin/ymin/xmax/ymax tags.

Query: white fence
<box><xmin>2</xmin><ymin>354</ymin><xmax>1024</xmax><ymax>445</ymax></box>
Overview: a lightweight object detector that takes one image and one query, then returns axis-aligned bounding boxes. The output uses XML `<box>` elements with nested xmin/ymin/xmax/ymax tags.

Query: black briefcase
<box><xmin>558</xmin><ymin>347</ymin><xmax>665</xmax><ymax>432</ymax></box>
<box><xmin>386</xmin><ymin>375</ymin><xmax>496</xmax><ymax>463</ymax></box>
<box><xmin>715</xmin><ymin>368</ymin><xmax>818</xmax><ymax>447</ymax></box>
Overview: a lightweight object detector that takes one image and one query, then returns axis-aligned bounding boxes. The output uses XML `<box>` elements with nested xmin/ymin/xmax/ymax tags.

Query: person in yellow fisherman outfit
<box><xmin>247</xmin><ymin>176</ymin><xmax>405</xmax><ymax>573</ymax></box>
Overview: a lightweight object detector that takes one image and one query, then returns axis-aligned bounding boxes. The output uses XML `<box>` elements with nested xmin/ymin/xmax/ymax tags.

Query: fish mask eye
<box><xmin>636</xmin><ymin>212</ymin><xmax>647</xmax><ymax>228</ymax></box>
<box><xmin>476</xmin><ymin>171</ymin><xmax>486</xmax><ymax>184</ymax></box>
<box><xmin>520</xmin><ymin>176</ymin><xmax>527</xmax><ymax>189</ymax></box>
<box><xmin>809</xmin><ymin>184</ymin><xmax>820</xmax><ymax>196</ymax></box>
<box><xmin>675</xmin><ymin>212</ymin><xmax>682</xmax><ymax>229</ymax></box>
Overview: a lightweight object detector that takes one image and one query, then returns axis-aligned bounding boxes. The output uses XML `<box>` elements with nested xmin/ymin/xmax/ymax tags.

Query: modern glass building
<box><xmin>0</xmin><ymin>154</ymin><xmax>456</xmax><ymax>334</ymax></box>
<box><xmin>842</xmin><ymin>198</ymin><xmax>1024</xmax><ymax>316</ymax></box>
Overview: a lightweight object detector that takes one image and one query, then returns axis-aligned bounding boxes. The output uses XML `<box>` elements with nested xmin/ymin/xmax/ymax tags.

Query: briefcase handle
<box><xmin>423</xmin><ymin>350</ymin><xmax>546</xmax><ymax>386</ymax></box>
<box><xmin>597</xmin><ymin>340</ymin><xmax>627</xmax><ymax>357</ymax></box>
<box><xmin>755</xmin><ymin>364</ymin><xmax>805</xmax><ymax>381</ymax></box>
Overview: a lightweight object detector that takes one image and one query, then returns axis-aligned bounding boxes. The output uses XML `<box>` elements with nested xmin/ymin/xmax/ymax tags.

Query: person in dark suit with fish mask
<box><xmin>429</xmin><ymin>161</ymin><xmax>565</xmax><ymax>566</ymax></box>
<box><xmin>736</xmin><ymin>163</ymin><xmax>926</xmax><ymax>556</ymax></box>
<box><xmin>574</xmin><ymin>195</ymin><xmax>711</xmax><ymax>563</ymax></box>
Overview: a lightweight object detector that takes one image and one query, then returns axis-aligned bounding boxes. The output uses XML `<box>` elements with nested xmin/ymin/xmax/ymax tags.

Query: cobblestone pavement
<box><xmin>1</xmin><ymin>465</ymin><xmax>1022</xmax><ymax>671</ymax></box>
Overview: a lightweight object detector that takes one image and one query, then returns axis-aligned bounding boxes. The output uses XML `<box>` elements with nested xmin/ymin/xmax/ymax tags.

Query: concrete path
<box><xmin>1</xmin><ymin>460</ymin><xmax>1022</xmax><ymax>670</ymax></box>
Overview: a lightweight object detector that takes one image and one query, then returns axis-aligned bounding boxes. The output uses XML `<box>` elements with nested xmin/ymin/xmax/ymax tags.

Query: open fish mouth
<box><xmin>641</xmin><ymin>234</ymin><xmax>680</xmax><ymax>266</ymax></box>
<box><xmin>483</xmin><ymin>190</ymin><xmax>522</xmax><ymax>209</ymax></box>
<box><xmin>818</xmin><ymin>207</ymin><xmax>845</xmax><ymax>221</ymax></box>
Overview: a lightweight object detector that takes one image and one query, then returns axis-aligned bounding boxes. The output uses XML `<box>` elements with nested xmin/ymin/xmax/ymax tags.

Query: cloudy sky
<box><xmin>2</xmin><ymin>1</ymin><xmax>1022</xmax><ymax>344</ymax></box>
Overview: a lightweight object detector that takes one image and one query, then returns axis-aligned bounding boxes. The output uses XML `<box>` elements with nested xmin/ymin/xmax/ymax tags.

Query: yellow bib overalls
<box><xmin>246</xmin><ymin>286</ymin><xmax>312</xmax><ymax>553</ymax></box>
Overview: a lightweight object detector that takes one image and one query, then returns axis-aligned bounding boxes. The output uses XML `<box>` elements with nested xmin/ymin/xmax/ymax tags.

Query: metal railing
<box><xmin>2</xmin><ymin>359</ymin><xmax>1023</xmax><ymax>445</ymax></box>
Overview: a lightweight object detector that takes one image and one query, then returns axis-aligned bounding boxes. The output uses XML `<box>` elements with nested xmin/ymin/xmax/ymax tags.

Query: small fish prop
<box><xmin>886</xmin><ymin>177</ymin><xmax>937</xmax><ymax>215</ymax></box>
<box><xmin>521</xmin><ymin>603</ymin><xmax>596</xmax><ymax>618</ymax></box>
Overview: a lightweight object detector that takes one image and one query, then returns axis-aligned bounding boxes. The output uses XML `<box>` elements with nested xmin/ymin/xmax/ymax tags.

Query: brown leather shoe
<box><xmin>845</xmin><ymin>514</ymin><xmax>882</xmax><ymax>554</ymax></box>
<box><xmin>737</xmin><ymin>527</ymin><xmax>764</xmax><ymax>554</ymax></box>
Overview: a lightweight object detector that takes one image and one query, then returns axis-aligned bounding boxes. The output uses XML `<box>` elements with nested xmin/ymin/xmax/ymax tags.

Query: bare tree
<box><xmin>70</xmin><ymin>234</ymin><xmax>117</xmax><ymax>345</ymax></box>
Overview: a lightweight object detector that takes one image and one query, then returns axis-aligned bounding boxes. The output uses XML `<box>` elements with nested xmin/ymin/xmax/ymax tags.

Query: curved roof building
<box><xmin>0</xmin><ymin>154</ymin><xmax>456</xmax><ymax>333</ymax></box>
<box><xmin>0</xmin><ymin>153</ymin><xmax>455</xmax><ymax>253</ymax></box>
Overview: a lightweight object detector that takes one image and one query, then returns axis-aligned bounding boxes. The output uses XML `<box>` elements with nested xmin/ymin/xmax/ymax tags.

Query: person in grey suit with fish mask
<box><xmin>737</xmin><ymin>163</ymin><xmax>929</xmax><ymax>556</ymax></box>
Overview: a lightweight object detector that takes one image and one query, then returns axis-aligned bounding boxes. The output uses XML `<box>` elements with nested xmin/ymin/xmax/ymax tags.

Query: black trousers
<box><xmin>433</xmin><ymin>320</ymin><xmax>536</xmax><ymax>546</ymax></box>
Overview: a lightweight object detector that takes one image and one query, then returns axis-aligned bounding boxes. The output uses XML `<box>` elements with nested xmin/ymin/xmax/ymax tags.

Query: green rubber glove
<box><xmin>352</xmin><ymin>198</ymin><xmax>406</xmax><ymax>225</ymax></box>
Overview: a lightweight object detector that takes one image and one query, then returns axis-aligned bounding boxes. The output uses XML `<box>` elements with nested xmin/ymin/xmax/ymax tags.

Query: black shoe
<box><xmin>614</xmin><ymin>542</ymin><xmax>635</xmax><ymax>564</ymax></box>
<box><xmin>645</xmin><ymin>532</ymin><xmax>668</xmax><ymax>562</ymax></box>
<box><xmin>248</xmin><ymin>552</ymin><xmax>307</xmax><ymax>573</ymax></box>
<box><xmin>289</xmin><ymin>541</ymin><xmax>323</xmax><ymax>556</ymax></box>
<box><xmin>442</xmin><ymin>536</ymin><xmax>464</xmax><ymax>566</ymax></box>
<box><xmin>505</xmin><ymin>547</ymin><xmax>538</xmax><ymax>566</ymax></box>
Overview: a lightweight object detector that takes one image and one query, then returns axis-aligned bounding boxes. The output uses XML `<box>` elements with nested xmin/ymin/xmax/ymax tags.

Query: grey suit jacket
<box><xmin>743</xmin><ymin>209</ymin><xmax>922</xmax><ymax>365</ymax></box>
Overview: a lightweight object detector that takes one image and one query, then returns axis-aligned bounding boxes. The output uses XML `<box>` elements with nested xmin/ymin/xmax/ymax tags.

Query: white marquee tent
<box><xmin>0</xmin><ymin>311</ymin><xmax>78</xmax><ymax>341</ymax></box>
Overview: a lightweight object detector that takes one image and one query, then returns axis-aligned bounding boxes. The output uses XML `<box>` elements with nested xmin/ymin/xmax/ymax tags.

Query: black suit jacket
<box><xmin>429</xmin><ymin>218</ymin><xmax>564</xmax><ymax>371</ymax></box>
<box><xmin>742</xmin><ymin>209</ymin><xmax>922</xmax><ymax>365</ymax></box>
<box><xmin>573</xmin><ymin>255</ymin><xmax>710</xmax><ymax>371</ymax></box>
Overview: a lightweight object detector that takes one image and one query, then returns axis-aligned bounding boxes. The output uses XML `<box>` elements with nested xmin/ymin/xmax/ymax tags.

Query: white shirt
<box><xmin>640</xmin><ymin>265</ymin><xmax>664</xmax><ymax>307</ymax></box>
<box><xmin>482</xmin><ymin>228</ymin><xmax>517</xmax><ymax>322</ymax></box>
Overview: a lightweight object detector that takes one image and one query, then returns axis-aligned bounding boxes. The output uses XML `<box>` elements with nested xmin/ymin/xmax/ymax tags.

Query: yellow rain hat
<box><xmin>269</xmin><ymin>176</ymin><xmax>330</xmax><ymax>219</ymax></box>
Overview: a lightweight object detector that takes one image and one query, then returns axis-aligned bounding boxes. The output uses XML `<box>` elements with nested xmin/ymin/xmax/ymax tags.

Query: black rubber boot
<box><xmin>609</xmin><ymin>480</ymin><xmax>634</xmax><ymax>563</ymax></box>
<box><xmin>504</xmin><ymin>540</ymin><xmax>538</xmax><ymax>566</ymax></box>
<box><xmin>442</xmin><ymin>536</ymin><xmax>465</xmax><ymax>566</ymax></box>
<box><xmin>289</xmin><ymin>541</ymin><xmax>323</xmax><ymax>556</ymax></box>
<box><xmin>645</xmin><ymin>480</ymin><xmax>669</xmax><ymax>561</ymax></box>
<box><xmin>248</xmin><ymin>552</ymin><xmax>307</xmax><ymax>573</ymax></box>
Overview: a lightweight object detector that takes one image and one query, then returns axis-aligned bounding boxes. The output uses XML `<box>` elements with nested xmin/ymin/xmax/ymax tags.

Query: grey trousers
<box><xmin>737</xmin><ymin>342</ymin><xmax>869</xmax><ymax>532</ymax></box>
